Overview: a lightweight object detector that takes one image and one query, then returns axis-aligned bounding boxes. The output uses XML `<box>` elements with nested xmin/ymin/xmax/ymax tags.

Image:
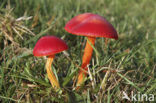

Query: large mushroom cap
<box><xmin>33</xmin><ymin>36</ymin><xmax>68</xmax><ymax>57</ymax></box>
<box><xmin>65</xmin><ymin>13</ymin><xmax>118</xmax><ymax>40</ymax></box>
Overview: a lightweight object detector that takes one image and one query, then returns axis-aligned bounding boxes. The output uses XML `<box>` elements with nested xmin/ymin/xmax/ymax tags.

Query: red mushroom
<box><xmin>33</xmin><ymin>36</ymin><xmax>68</xmax><ymax>89</ymax></box>
<box><xmin>64</xmin><ymin>13</ymin><xmax>118</xmax><ymax>89</ymax></box>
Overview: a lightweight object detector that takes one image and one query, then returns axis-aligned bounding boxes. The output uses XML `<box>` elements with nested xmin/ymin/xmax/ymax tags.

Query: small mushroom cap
<box><xmin>33</xmin><ymin>36</ymin><xmax>68</xmax><ymax>57</ymax></box>
<box><xmin>65</xmin><ymin>13</ymin><xmax>118</xmax><ymax>40</ymax></box>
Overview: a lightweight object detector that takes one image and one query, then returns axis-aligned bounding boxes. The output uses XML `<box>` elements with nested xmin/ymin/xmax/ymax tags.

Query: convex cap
<box><xmin>33</xmin><ymin>36</ymin><xmax>68</xmax><ymax>57</ymax></box>
<box><xmin>65</xmin><ymin>13</ymin><xmax>118</xmax><ymax>39</ymax></box>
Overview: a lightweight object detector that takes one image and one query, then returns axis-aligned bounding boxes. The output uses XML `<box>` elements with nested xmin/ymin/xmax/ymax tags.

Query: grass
<box><xmin>0</xmin><ymin>0</ymin><xmax>156</xmax><ymax>102</ymax></box>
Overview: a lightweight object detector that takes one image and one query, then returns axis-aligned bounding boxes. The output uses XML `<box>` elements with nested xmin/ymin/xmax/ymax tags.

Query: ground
<box><xmin>0</xmin><ymin>0</ymin><xmax>156</xmax><ymax>102</ymax></box>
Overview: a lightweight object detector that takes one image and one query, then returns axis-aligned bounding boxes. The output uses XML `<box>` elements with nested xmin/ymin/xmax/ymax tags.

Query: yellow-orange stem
<box><xmin>76</xmin><ymin>37</ymin><xmax>96</xmax><ymax>88</ymax></box>
<box><xmin>46</xmin><ymin>55</ymin><xmax>60</xmax><ymax>89</ymax></box>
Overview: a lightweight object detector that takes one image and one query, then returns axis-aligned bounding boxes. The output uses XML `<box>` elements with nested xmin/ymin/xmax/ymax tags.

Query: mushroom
<box><xmin>33</xmin><ymin>36</ymin><xmax>68</xmax><ymax>89</ymax></box>
<box><xmin>64</xmin><ymin>13</ymin><xmax>118</xmax><ymax>88</ymax></box>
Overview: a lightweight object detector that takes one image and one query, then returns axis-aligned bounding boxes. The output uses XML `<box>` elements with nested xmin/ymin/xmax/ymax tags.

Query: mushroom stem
<box><xmin>76</xmin><ymin>37</ymin><xmax>95</xmax><ymax>88</ymax></box>
<box><xmin>46</xmin><ymin>55</ymin><xmax>60</xmax><ymax>89</ymax></box>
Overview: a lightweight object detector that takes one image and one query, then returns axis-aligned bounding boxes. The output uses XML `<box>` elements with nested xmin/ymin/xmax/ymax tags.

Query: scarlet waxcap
<box><xmin>33</xmin><ymin>36</ymin><xmax>68</xmax><ymax>57</ymax></box>
<box><xmin>65</xmin><ymin>13</ymin><xmax>118</xmax><ymax>40</ymax></box>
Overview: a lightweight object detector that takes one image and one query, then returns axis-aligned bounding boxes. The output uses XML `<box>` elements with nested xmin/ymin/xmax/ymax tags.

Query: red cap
<box><xmin>65</xmin><ymin>13</ymin><xmax>118</xmax><ymax>40</ymax></box>
<box><xmin>33</xmin><ymin>36</ymin><xmax>68</xmax><ymax>57</ymax></box>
